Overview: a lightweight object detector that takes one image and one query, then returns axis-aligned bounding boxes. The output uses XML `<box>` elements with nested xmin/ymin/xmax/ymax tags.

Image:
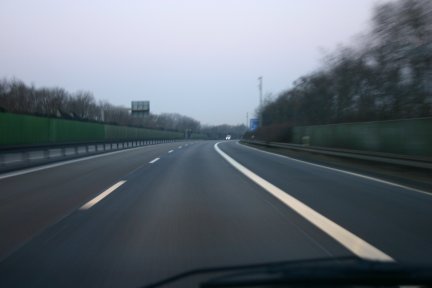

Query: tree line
<box><xmin>254</xmin><ymin>0</ymin><xmax>432</xmax><ymax>141</ymax></box>
<box><xmin>0</xmin><ymin>78</ymin><xmax>246</xmax><ymax>138</ymax></box>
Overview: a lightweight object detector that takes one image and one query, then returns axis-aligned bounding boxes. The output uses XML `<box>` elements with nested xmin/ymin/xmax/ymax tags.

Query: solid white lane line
<box><xmin>168</xmin><ymin>150</ymin><xmax>174</xmax><ymax>153</ymax></box>
<box><xmin>215</xmin><ymin>142</ymin><xmax>394</xmax><ymax>262</ymax></box>
<box><xmin>238</xmin><ymin>141</ymin><xmax>431</xmax><ymax>196</ymax></box>
<box><xmin>80</xmin><ymin>180</ymin><xmax>126</xmax><ymax>210</ymax></box>
<box><xmin>149</xmin><ymin>157</ymin><xmax>160</xmax><ymax>164</ymax></box>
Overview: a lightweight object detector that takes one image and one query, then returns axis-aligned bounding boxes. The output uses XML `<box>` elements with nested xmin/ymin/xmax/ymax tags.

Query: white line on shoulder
<box><xmin>0</xmin><ymin>146</ymin><xmax>153</xmax><ymax>181</ymax></box>
<box><xmin>215</xmin><ymin>142</ymin><xmax>393</xmax><ymax>262</ymax></box>
<box><xmin>238</xmin><ymin>141</ymin><xmax>431</xmax><ymax>197</ymax></box>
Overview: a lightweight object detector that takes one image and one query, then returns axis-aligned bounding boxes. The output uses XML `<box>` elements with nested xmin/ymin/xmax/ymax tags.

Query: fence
<box><xmin>292</xmin><ymin>117</ymin><xmax>432</xmax><ymax>157</ymax></box>
<box><xmin>0</xmin><ymin>112</ymin><xmax>184</xmax><ymax>148</ymax></box>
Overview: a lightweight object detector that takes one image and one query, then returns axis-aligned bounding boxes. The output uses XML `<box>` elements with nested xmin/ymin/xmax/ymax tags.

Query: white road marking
<box><xmin>239</xmin><ymin>141</ymin><xmax>431</xmax><ymax>197</ymax></box>
<box><xmin>178</xmin><ymin>146</ymin><xmax>182</xmax><ymax>149</ymax></box>
<box><xmin>215</xmin><ymin>142</ymin><xmax>394</xmax><ymax>262</ymax></box>
<box><xmin>80</xmin><ymin>180</ymin><xmax>126</xmax><ymax>210</ymax></box>
<box><xmin>168</xmin><ymin>150</ymin><xmax>174</xmax><ymax>153</ymax></box>
<box><xmin>149</xmin><ymin>157</ymin><xmax>160</xmax><ymax>164</ymax></box>
<box><xmin>0</xmin><ymin>145</ymin><xmax>159</xmax><ymax>180</ymax></box>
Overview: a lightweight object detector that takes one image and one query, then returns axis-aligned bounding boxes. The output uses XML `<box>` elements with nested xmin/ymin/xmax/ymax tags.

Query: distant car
<box><xmin>225</xmin><ymin>135</ymin><xmax>231</xmax><ymax>140</ymax></box>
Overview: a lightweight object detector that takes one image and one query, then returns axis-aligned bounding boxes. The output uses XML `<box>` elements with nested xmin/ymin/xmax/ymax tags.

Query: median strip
<box><xmin>80</xmin><ymin>180</ymin><xmax>126</xmax><ymax>210</ymax></box>
<box><xmin>214</xmin><ymin>142</ymin><xmax>394</xmax><ymax>262</ymax></box>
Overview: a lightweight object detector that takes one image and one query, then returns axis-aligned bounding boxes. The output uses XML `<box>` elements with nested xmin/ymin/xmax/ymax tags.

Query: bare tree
<box><xmin>255</xmin><ymin>0</ymin><xmax>432</xmax><ymax>143</ymax></box>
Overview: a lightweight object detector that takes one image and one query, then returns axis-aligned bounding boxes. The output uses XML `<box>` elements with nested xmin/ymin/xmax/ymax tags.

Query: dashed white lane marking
<box><xmin>80</xmin><ymin>180</ymin><xmax>126</xmax><ymax>210</ymax></box>
<box><xmin>149</xmin><ymin>157</ymin><xmax>160</xmax><ymax>164</ymax></box>
<box><xmin>215</xmin><ymin>142</ymin><xmax>393</xmax><ymax>262</ymax></box>
<box><xmin>178</xmin><ymin>146</ymin><xmax>183</xmax><ymax>149</ymax></box>
<box><xmin>168</xmin><ymin>150</ymin><xmax>174</xmax><ymax>153</ymax></box>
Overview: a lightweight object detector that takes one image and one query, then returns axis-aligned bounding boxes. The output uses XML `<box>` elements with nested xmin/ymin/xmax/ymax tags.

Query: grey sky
<box><xmin>0</xmin><ymin>0</ymin><xmax>383</xmax><ymax>125</ymax></box>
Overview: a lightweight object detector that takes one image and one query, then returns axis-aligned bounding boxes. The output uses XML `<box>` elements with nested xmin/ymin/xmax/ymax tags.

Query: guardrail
<box><xmin>241</xmin><ymin>139</ymin><xmax>432</xmax><ymax>170</ymax></box>
<box><xmin>0</xmin><ymin>139</ymin><xmax>182</xmax><ymax>173</ymax></box>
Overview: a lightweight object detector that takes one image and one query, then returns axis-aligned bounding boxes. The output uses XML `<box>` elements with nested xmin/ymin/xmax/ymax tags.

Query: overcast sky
<box><xmin>0</xmin><ymin>0</ymin><xmax>384</xmax><ymax>125</ymax></box>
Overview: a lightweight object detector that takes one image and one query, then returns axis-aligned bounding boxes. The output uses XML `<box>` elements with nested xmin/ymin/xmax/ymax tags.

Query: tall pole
<box><xmin>246</xmin><ymin>112</ymin><xmax>249</xmax><ymax>128</ymax></box>
<box><xmin>258</xmin><ymin>76</ymin><xmax>263</xmax><ymax>107</ymax></box>
<box><xmin>258</xmin><ymin>76</ymin><xmax>263</xmax><ymax>127</ymax></box>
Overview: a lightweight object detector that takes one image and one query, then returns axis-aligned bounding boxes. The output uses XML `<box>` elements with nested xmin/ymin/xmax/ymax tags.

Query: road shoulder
<box><xmin>240</xmin><ymin>141</ymin><xmax>432</xmax><ymax>194</ymax></box>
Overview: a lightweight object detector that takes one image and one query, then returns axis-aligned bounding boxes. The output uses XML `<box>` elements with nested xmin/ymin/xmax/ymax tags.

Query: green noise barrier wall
<box><xmin>292</xmin><ymin>117</ymin><xmax>432</xmax><ymax>157</ymax></box>
<box><xmin>0</xmin><ymin>112</ymin><xmax>183</xmax><ymax>147</ymax></box>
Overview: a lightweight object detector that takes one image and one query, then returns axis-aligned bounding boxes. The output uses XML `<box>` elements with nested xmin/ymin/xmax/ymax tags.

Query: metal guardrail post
<box><xmin>43</xmin><ymin>149</ymin><xmax>49</xmax><ymax>160</ymax></box>
<box><xmin>24</xmin><ymin>151</ymin><xmax>30</xmax><ymax>163</ymax></box>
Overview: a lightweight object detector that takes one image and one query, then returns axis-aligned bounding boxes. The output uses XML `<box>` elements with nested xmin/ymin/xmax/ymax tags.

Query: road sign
<box><xmin>249</xmin><ymin>118</ymin><xmax>259</xmax><ymax>131</ymax></box>
<box><xmin>131</xmin><ymin>101</ymin><xmax>150</xmax><ymax>116</ymax></box>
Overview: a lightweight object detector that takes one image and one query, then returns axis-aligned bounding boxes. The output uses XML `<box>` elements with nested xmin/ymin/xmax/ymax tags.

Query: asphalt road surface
<box><xmin>0</xmin><ymin>140</ymin><xmax>431</xmax><ymax>287</ymax></box>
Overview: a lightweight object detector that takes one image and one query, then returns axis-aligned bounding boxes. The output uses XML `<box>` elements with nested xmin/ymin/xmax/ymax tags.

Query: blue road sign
<box><xmin>249</xmin><ymin>118</ymin><xmax>259</xmax><ymax>131</ymax></box>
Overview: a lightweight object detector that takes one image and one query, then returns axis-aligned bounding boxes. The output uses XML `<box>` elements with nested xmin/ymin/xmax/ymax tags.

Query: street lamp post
<box><xmin>246</xmin><ymin>112</ymin><xmax>249</xmax><ymax>129</ymax></box>
<box><xmin>258</xmin><ymin>76</ymin><xmax>263</xmax><ymax>107</ymax></box>
<box><xmin>258</xmin><ymin>76</ymin><xmax>263</xmax><ymax>126</ymax></box>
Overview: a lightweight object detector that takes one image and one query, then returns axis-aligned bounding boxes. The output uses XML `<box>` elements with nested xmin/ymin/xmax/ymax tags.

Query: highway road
<box><xmin>0</xmin><ymin>140</ymin><xmax>431</xmax><ymax>287</ymax></box>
